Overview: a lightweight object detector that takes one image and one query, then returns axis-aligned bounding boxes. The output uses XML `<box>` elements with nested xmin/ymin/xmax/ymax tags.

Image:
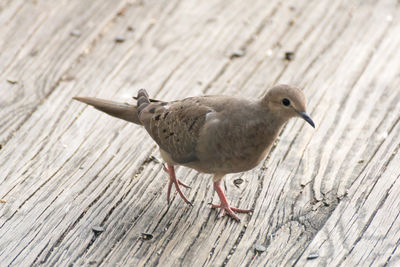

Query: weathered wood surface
<box><xmin>0</xmin><ymin>0</ymin><xmax>399</xmax><ymax>266</ymax></box>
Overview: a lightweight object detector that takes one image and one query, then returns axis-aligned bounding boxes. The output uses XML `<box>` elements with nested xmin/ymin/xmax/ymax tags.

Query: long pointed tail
<box><xmin>73</xmin><ymin>96</ymin><xmax>142</xmax><ymax>125</ymax></box>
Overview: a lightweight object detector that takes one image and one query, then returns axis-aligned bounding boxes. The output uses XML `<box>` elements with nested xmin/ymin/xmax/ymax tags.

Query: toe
<box><xmin>225</xmin><ymin>208</ymin><xmax>241</xmax><ymax>221</ymax></box>
<box><xmin>210</xmin><ymin>203</ymin><xmax>221</xmax><ymax>209</ymax></box>
<box><xmin>231</xmin><ymin>207</ymin><xmax>252</xmax><ymax>214</ymax></box>
<box><xmin>178</xmin><ymin>179</ymin><xmax>191</xmax><ymax>189</ymax></box>
<box><xmin>218</xmin><ymin>208</ymin><xmax>226</xmax><ymax>218</ymax></box>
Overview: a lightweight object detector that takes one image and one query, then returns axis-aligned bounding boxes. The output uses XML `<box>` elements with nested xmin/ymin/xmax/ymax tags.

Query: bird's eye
<box><xmin>282</xmin><ymin>98</ymin><xmax>290</xmax><ymax>106</ymax></box>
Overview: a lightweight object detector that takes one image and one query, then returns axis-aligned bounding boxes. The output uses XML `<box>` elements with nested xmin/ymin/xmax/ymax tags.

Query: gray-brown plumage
<box><xmin>73</xmin><ymin>84</ymin><xmax>315</xmax><ymax>221</ymax></box>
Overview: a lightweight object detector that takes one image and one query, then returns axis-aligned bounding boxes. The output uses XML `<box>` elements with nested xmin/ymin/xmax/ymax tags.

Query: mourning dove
<box><xmin>73</xmin><ymin>84</ymin><xmax>314</xmax><ymax>221</ymax></box>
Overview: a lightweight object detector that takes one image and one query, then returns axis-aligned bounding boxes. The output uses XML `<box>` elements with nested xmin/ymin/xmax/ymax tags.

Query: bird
<box><xmin>73</xmin><ymin>84</ymin><xmax>315</xmax><ymax>221</ymax></box>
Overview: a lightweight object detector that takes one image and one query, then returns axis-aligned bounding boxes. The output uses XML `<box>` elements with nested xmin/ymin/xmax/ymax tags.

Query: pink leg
<box><xmin>163</xmin><ymin>164</ymin><xmax>192</xmax><ymax>206</ymax></box>
<box><xmin>211</xmin><ymin>180</ymin><xmax>252</xmax><ymax>221</ymax></box>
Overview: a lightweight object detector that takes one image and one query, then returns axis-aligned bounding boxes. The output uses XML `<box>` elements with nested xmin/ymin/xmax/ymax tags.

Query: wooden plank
<box><xmin>0</xmin><ymin>0</ymin><xmax>128</xmax><ymax>144</ymax></box>
<box><xmin>295</xmin><ymin>121</ymin><xmax>400</xmax><ymax>266</ymax></box>
<box><xmin>0</xmin><ymin>0</ymin><xmax>399</xmax><ymax>266</ymax></box>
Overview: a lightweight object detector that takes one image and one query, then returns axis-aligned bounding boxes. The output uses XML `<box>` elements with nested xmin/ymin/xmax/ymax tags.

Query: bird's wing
<box><xmin>138</xmin><ymin>97</ymin><xmax>214</xmax><ymax>164</ymax></box>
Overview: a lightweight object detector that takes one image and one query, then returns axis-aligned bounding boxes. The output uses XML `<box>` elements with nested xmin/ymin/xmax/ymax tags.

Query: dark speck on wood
<box><xmin>307</xmin><ymin>252</ymin><xmax>319</xmax><ymax>260</ymax></box>
<box><xmin>92</xmin><ymin>225</ymin><xmax>105</xmax><ymax>234</ymax></box>
<box><xmin>233</xmin><ymin>178</ymin><xmax>243</xmax><ymax>187</ymax></box>
<box><xmin>230</xmin><ymin>49</ymin><xmax>246</xmax><ymax>59</ymax></box>
<box><xmin>115</xmin><ymin>36</ymin><xmax>126</xmax><ymax>43</ymax></box>
<box><xmin>253</xmin><ymin>244</ymin><xmax>266</xmax><ymax>253</ymax></box>
<box><xmin>141</xmin><ymin>233</ymin><xmax>153</xmax><ymax>240</ymax></box>
<box><xmin>284</xmin><ymin>51</ymin><xmax>295</xmax><ymax>61</ymax></box>
<box><xmin>7</xmin><ymin>79</ymin><xmax>18</xmax><ymax>84</ymax></box>
<box><xmin>70</xmin><ymin>29</ymin><xmax>81</xmax><ymax>37</ymax></box>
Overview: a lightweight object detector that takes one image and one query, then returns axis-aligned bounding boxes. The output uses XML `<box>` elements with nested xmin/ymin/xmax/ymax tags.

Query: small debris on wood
<box><xmin>115</xmin><ymin>36</ymin><xmax>126</xmax><ymax>43</ymax></box>
<box><xmin>0</xmin><ymin>144</ymin><xmax>2</xmax><ymax>150</ymax></box>
<box><xmin>83</xmin><ymin>47</ymin><xmax>90</xmax><ymax>55</ymax></box>
<box><xmin>7</xmin><ymin>79</ymin><xmax>18</xmax><ymax>84</ymax></box>
<box><xmin>253</xmin><ymin>243</ymin><xmax>266</xmax><ymax>253</ymax></box>
<box><xmin>127</xmin><ymin>25</ymin><xmax>135</xmax><ymax>31</ymax></box>
<box><xmin>307</xmin><ymin>252</ymin><xmax>319</xmax><ymax>260</ymax></box>
<box><xmin>141</xmin><ymin>233</ymin><xmax>153</xmax><ymax>240</ymax></box>
<box><xmin>117</xmin><ymin>7</ymin><xmax>126</xmax><ymax>16</ymax></box>
<box><xmin>145</xmin><ymin>155</ymin><xmax>161</xmax><ymax>164</ymax></box>
<box><xmin>0</xmin><ymin>199</ymin><xmax>6</xmax><ymax>203</ymax></box>
<box><xmin>30</xmin><ymin>49</ymin><xmax>38</xmax><ymax>57</ymax></box>
<box><xmin>92</xmin><ymin>225</ymin><xmax>105</xmax><ymax>234</ymax></box>
<box><xmin>358</xmin><ymin>159</ymin><xmax>365</xmax><ymax>164</ymax></box>
<box><xmin>150</xmin><ymin>155</ymin><xmax>162</xmax><ymax>163</ymax></box>
<box><xmin>284</xmin><ymin>51</ymin><xmax>295</xmax><ymax>61</ymax></box>
<box><xmin>61</xmin><ymin>75</ymin><xmax>75</xmax><ymax>82</ymax></box>
<box><xmin>337</xmin><ymin>193</ymin><xmax>346</xmax><ymax>200</ymax></box>
<box><xmin>230</xmin><ymin>49</ymin><xmax>246</xmax><ymax>59</ymax></box>
<box><xmin>233</xmin><ymin>178</ymin><xmax>244</xmax><ymax>187</ymax></box>
<box><xmin>70</xmin><ymin>29</ymin><xmax>81</xmax><ymax>37</ymax></box>
<box><xmin>150</xmin><ymin>18</ymin><xmax>157</xmax><ymax>25</ymax></box>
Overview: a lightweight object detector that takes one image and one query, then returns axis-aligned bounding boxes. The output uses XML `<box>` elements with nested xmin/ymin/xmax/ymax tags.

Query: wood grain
<box><xmin>0</xmin><ymin>0</ymin><xmax>399</xmax><ymax>266</ymax></box>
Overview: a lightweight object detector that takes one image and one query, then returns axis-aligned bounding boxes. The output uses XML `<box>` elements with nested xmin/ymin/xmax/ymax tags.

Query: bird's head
<box><xmin>262</xmin><ymin>84</ymin><xmax>315</xmax><ymax>128</ymax></box>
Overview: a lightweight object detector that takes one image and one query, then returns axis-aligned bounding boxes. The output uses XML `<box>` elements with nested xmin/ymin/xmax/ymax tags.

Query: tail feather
<box><xmin>136</xmin><ymin>89</ymin><xmax>150</xmax><ymax>115</ymax></box>
<box><xmin>73</xmin><ymin>96</ymin><xmax>142</xmax><ymax>125</ymax></box>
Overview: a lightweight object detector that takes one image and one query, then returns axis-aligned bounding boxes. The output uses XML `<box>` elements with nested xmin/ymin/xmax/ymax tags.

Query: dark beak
<box><xmin>298</xmin><ymin>111</ymin><xmax>315</xmax><ymax>128</ymax></box>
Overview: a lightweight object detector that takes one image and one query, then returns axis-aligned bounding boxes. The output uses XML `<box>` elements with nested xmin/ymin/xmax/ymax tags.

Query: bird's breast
<box><xmin>193</xmin><ymin>119</ymin><xmax>282</xmax><ymax>174</ymax></box>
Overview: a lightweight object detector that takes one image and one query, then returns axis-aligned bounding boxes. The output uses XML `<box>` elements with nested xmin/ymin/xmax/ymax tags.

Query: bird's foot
<box><xmin>211</xmin><ymin>203</ymin><xmax>252</xmax><ymax>221</ymax></box>
<box><xmin>211</xmin><ymin>180</ymin><xmax>252</xmax><ymax>222</ymax></box>
<box><xmin>164</xmin><ymin>164</ymin><xmax>192</xmax><ymax>206</ymax></box>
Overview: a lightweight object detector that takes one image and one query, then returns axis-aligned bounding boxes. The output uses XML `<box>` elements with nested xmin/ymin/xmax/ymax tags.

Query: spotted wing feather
<box><xmin>137</xmin><ymin>91</ymin><xmax>213</xmax><ymax>164</ymax></box>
